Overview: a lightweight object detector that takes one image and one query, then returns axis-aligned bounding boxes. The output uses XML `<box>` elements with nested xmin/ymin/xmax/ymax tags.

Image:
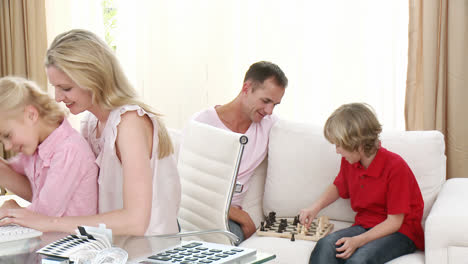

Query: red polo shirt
<box><xmin>333</xmin><ymin>147</ymin><xmax>425</xmax><ymax>250</ymax></box>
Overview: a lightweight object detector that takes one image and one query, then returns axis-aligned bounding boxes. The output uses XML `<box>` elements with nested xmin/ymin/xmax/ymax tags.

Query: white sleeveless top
<box><xmin>81</xmin><ymin>105</ymin><xmax>181</xmax><ymax>235</ymax></box>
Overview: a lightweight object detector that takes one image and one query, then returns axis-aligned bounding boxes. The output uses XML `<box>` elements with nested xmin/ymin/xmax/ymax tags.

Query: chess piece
<box><xmin>280</xmin><ymin>219</ymin><xmax>288</xmax><ymax>228</ymax></box>
<box><xmin>291</xmin><ymin>233</ymin><xmax>295</xmax><ymax>242</ymax></box>
<box><xmin>278</xmin><ymin>222</ymin><xmax>286</xmax><ymax>233</ymax></box>
<box><xmin>293</xmin><ymin>215</ymin><xmax>299</xmax><ymax>225</ymax></box>
<box><xmin>260</xmin><ymin>221</ymin><xmax>265</xmax><ymax>231</ymax></box>
<box><xmin>317</xmin><ymin>216</ymin><xmax>326</xmax><ymax>237</ymax></box>
<box><xmin>268</xmin><ymin>211</ymin><xmax>276</xmax><ymax>223</ymax></box>
<box><xmin>277</xmin><ymin>226</ymin><xmax>283</xmax><ymax>233</ymax></box>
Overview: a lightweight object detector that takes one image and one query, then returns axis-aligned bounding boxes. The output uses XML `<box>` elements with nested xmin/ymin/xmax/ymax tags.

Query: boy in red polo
<box><xmin>299</xmin><ymin>103</ymin><xmax>424</xmax><ymax>264</ymax></box>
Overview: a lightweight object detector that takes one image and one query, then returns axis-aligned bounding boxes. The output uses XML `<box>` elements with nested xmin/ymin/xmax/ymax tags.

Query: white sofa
<box><xmin>172</xmin><ymin>118</ymin><xmax>468</xmax><ymax>264</ymax></box>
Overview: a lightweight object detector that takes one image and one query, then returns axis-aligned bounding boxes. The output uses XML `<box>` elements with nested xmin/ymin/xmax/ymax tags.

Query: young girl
<box><xmin>0</xmin><ymin>76</ymin><xmax>98</xmax><ymax>218</ymax></box>
<box><xmin>299</xmin><ymin>103</ymin><xmax>424</xmax><ymax>264</ymax></box>
<box><xmin>0</xmin><ymin>29</ymin><xmax>181</xmax><ymax>236</ymax></box>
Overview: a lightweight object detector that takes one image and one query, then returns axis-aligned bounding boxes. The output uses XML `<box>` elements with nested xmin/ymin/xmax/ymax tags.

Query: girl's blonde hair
<box><xmin>324</xmin><ymin>103</ymin><xmax>382</xmax><ymax>157</ymax></box>
<box><xmin>0</xmin><ymin>76</ymin><xmax>66</xmax><ymax>125</ymax></box>
<box><xmin>45</xmin><ymin>29</ymin><xmax>173</xmax><ymax>158</ymax></box>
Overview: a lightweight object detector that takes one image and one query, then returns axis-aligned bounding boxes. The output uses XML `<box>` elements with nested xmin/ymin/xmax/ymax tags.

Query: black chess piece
<box><xmin>280</xmin><ymin>219</ymin><xmax>287</xmax><ymax>225</ymax></box>
<box><xmin>293</xmin><ymin>215</ymin><xmax>299</xmax><ymax>225</ymax></box>
<box><xmin>260</xmin><ymin>221</ymin><xmax>265</xmax><ymax>231</ymax></box>
<box><xmin>268</xmin><ymin>211</ymin><xmax>276</xmax><ymax>223</ymax></box>
<box><xmin>278</xmin><ymin>223</ymin><xmax>285</xmax><ymax>232</ymax></box>
<box><xmin>279</xmin><ymin>219</ymin><xmax>288</xmax><ymax>231</ymax></box>
<box><xmin>291</xmin><ymin>233</ymin><xmax>295</xmax><ymax>242</ymax></box>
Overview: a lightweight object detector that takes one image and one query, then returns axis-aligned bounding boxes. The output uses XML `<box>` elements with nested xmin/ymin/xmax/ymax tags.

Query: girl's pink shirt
<box><xmin>9</xmin><ymin>119</ymin><xmax>98</xmax><ymax>217</ymax></box>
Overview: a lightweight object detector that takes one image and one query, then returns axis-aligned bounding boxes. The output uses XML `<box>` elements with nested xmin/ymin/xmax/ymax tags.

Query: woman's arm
<box><xmin>114</xmin><ymin>111</ymin><xmax>154</xmax><ymax>234</ymax></box>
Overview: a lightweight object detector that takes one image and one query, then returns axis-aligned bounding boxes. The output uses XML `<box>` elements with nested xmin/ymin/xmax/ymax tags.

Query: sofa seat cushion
<box><xmin>386</xmin><ymin>251</ymin><xmax>424</xmax><ymax>264</ymax></box>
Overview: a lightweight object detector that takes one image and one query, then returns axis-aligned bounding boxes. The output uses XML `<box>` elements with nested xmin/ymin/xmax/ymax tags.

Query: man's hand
<box><xmin>229</xmin><ymin>206</ymin><xmax>256</xmax><ymax>239</ymax></box>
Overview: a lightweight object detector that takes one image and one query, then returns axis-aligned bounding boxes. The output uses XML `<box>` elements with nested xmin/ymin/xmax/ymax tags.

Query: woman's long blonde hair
<box><xmin>45</xmin><ymin>29</ymin><xmax>173</xmax><ymax>158</ymax></box>
<box><xmin>0</xmin><ymin>76</ymin><xmax>66</xmax><ymax>125</ymax></box>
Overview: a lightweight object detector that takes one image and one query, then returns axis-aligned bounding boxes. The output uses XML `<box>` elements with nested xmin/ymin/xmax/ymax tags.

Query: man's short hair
<box><xmin>323</xmin><ymin>103</ymin><xmax>382</xmax><ymax>157</ymax></box>
<box><xmin>243</xmin><ymin>61</ymin><xmax>288</xmax><ymax>90</ymax></box>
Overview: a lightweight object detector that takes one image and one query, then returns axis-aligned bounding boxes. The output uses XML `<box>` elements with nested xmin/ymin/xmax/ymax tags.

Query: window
<box><xmin>104</xmin><ymin>1</ymin><xmax>409</xmax><ymax>130</ymax></box>
<box><xmin>102</xmin><ymin>0</ymin><xmax>117</xmax><ymax>51</ymax></box>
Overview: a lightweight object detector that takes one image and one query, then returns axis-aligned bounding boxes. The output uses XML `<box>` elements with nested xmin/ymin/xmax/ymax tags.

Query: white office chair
<box><xmin>156</xmin><ymin>120</ymin><xmax>248</xmax><ymax>245</ymax></box>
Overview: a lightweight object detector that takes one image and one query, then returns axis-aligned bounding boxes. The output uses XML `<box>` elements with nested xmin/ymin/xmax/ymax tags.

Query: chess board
<box><xmin>256</xmin><ymin>213</ymin><xmax>334</xmax><ymax>241</ymax></box>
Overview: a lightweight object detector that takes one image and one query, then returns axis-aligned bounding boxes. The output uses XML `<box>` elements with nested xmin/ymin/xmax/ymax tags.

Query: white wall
<box><xmin>115</xmin><ymin>0</ymin><xmax>409</xmax><ymax>130</ymax></box>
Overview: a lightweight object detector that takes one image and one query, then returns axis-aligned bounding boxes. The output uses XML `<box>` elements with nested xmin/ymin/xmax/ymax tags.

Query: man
<box><xmin>192</xmin><ymin>61</ymin><xmax>288</xmax><ymax>244</ymax></box>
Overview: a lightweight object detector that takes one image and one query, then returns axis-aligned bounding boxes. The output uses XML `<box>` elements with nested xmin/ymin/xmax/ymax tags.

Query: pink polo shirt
<box><xmin>192</xmin><ymin>107</ymin><xmax>278</xmax><ymax>207</ymax></box>
<box><xmin>9</xmin><ymin>119</ymin><xmax>98</xmax><ymax>217</ymax></box>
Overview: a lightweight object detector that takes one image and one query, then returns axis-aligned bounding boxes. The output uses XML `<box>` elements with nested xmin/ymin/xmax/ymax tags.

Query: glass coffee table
<box><xmin>0</xmin><ymin>231</ymin><xmax>275</xmax><ymax>264</ymax></box>
<box><xmin>0</xmin><ymin>195</ymin><xmax>275</xmax><ymax>263</ymax></box>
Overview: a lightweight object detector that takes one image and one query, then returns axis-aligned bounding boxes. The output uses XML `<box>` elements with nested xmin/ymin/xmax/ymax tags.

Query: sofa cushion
<box><xmin>264</xmin><ymin>119</ymin><xmax>446</xmax><ymax>225</ymax></box>
<box><xmin>379</xmin><ymin>130</ymin><xmax>446</xmax><ymax>223</ymax></box>
<box><xmin>264</xmin><ymin>119</ymin><xmax>354</xmax><ymax>222</ymax></box>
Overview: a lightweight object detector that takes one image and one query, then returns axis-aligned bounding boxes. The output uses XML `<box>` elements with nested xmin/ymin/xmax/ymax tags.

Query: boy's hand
<box><xmin>335</xmin><ymin>236</ymin><xmax>363</xmax><ymax>259</ymax></box>
<box><xmin>299</xmin><ymin>207</ymin><xmax>318</xmax><ymax>228</ymax></box>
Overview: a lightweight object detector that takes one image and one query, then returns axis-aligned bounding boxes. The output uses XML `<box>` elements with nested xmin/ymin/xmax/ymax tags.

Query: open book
<box><xmin>37</xmin><ymin>224</ymin><xmax>112</xmax><ymax>259</ymax></box>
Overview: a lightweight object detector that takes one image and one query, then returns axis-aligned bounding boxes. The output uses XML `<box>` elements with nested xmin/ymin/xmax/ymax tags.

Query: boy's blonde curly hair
<box><xmin>324</xmin><ymin>103</ymin><xmax>382</xmax><ymax>157</ymax></box>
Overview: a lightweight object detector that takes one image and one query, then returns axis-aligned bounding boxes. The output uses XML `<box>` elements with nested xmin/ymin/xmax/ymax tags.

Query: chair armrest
<box><xmin>425</xmin><ymin>178</ymin><xmax>468</xmax><ymax>264</ymax></box>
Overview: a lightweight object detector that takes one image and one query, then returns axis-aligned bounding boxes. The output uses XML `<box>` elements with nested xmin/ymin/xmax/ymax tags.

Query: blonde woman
<box><xmin>0</xmin><ymin>29</ymin><xmax>181</xmax><ymax>236</ymax></box>
<box><xmin>0</xmin><ymin>76</ymin><xmax>98</xmax><ymax>218</ymax></box>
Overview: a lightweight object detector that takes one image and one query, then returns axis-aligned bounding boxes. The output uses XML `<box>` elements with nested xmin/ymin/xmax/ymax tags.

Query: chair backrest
<box><xmin>177</xmin><ymin>120</ymin><xmax>247</xmax><ymax>245</ymax></box>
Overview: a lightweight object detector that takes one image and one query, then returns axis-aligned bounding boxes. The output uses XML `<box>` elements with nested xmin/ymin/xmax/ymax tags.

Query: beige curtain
<box><xmin>0</xmin><ymin>0</ymin><xmax>48</xmax><ymax>159</ymax></box>
<box><xmin>405</xmin><ymin>0</ymin><xmax>467</xmax><ymax>179</ymax></box>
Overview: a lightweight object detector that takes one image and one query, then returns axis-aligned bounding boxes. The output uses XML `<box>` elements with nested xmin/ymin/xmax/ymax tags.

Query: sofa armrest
<box><xmin>425</xmin><ymin>178</ymin><xmax>468</xmax><ymax>264</ymax></box>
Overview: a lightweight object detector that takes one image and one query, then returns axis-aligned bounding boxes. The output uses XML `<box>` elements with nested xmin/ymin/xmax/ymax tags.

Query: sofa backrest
<box><xmin>263</xmin><ymin>119</ymin><xmax>446</xmax><ymax>226</ymax></box>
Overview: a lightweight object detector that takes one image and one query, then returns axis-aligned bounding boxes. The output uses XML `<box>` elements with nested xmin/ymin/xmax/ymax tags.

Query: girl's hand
<box><xmin>0</xmin><ymin>208</ymin><xmax>56</xmax><ymax>232</ymax></box>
